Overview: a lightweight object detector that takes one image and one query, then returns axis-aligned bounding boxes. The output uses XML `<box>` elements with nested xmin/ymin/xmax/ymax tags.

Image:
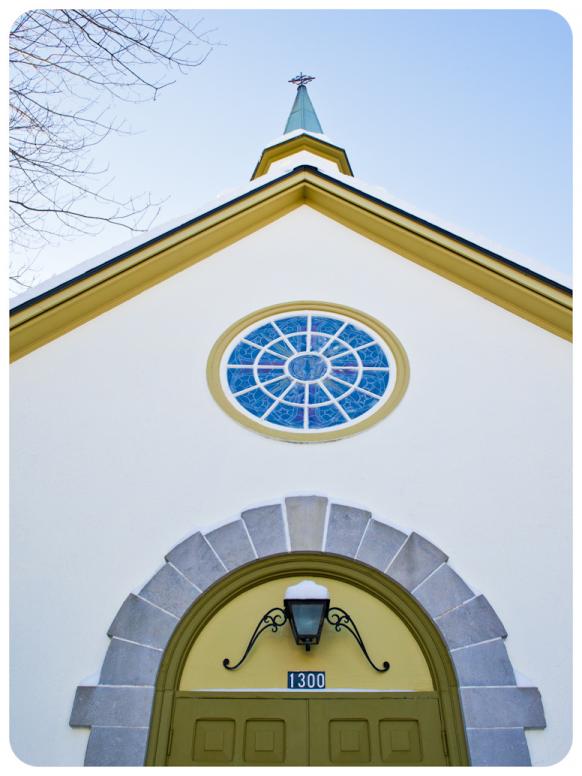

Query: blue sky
<box><xmin>11</xmin><ymin>9</ymin><xmax>573</xmax><ymax>288</ymax></box>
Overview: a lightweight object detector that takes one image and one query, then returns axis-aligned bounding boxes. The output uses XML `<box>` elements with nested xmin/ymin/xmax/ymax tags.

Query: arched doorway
<box><xmin>145</xmin><ymin>552</ymin><xmax>469</xmax><ymax>766</ymax></box>
<box><xmin>70</xmin><ymin>495</ymin><xmax>544</xmax><ymax>766</ymax></box>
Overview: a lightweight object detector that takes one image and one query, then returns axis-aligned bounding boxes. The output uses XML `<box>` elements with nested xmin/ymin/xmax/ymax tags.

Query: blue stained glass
<box><xmin>339</xmin><ymin>323</ymin><xmax>374</xmax><ymax>348</ymax></box>
<box><xmin>245</xmin><ymin>323</ymin><xmax>280</xmax><ymax>347</ymax></box>
<box><xmin>267</xmin><ymin>340</ymin><xmax>294</xmax><ymax>358</ymax></box>
<box><xmin>288</xmin><ymin>354</ymin><xmax>327</xmax><ymax>381</ymax></box>
<box><xmin>257</xmin><ymin>368</ymin><xmax>285</xmax><ymax>383</ymax></box>
<box><xmin>331</xmin><ymin>353</ymin><xmax>358</xmax><ymax>367</ymax></box>
<box><xmin>282</xmin><ymin>382</ymin><xmax>306</xmax><ymax>405</ymax></box>
<box><xmin>331</xmin><ymin>368</ymin><xmax>358</xmax><ymax>384</ymax></box>
<box><xmin>321</xmin><ymin>340</ymin><xmax>349</xmax><ymax>357</ymax></box>
<box><xmin>287</xmin><ymin>334</ymin><xmax>308</xmax><ymax>352</ymax></box>
<box><xmin>259</xmin><ymin>351</ymin><xmax>286</xmax><ymax>366</ymax></box>
<box><xmin>308</xmin><ymin>383</ymin><xmax>331</xmax><ymax>405</ymax></box>
<box><xmin>359</xmin><ymin>370</ymin><xmax>390</xmax><ymax>395</ymax></box>
<box><xmin>264</xmin><ymin>377</ymin><xmax>292</xmax><ymax>397</ymax></box>
<box><xmin>308</xmin><ymin>404</ymin><xmax>345</xmax><ymax>428</ymax></box>
<box><xmin>266</xmin><ymin>402</ymin><xmax>305</xmax><ymax>428</ymax></box>
<box><xmin>323</xmin><ymin>377</ymin><xmax>351</xmax><ymax>398</ymax></box>
<box><xmin>340</xmin><ymin>389</ymin><xmax>379</xmax><ymax>419</ymax></box>
<box><xmin>311</xmin><ymin>316</ymin><xmax>343</xmax><ymax>335</ymax></box>
<box><xmin>277</xmin><ymin>316</ymin><xmax>307</xmax><ymax>335</ymax></box>
<box><xmin>226</xmin><ymin>311</ymin><xmax>395</xmax><ymax>433</ymax></box>
<box><xmin>358</xmin><ymin>344</ymin><xmax>389</xmax><ymax>368</ymax></box>
<box><xmin>309</xmin><ymin>334</ymin><xmax>329</xmax><ymax>353</ymax></box>
<box><xmin>228</xmin><ymin>341</ymin><xmax>260</xmax><ymax>365</ymax></box>
<box><xmin>236</xmin><ymin>388</ymin><xmax>275</xmax><ymax>418</ymax></box>
<box><xmin>227</xmin><ymin>368</ymin><xmax>257</xmax><ymax>394</ymax></box>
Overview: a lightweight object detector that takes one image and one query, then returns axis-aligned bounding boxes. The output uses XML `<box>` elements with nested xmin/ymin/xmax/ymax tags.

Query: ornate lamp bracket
<box><xmin>222</xmin><ymin>600</ymin><xmax>390</xmax><ymax>673</ymax></box>
<box><xmin>223</xmin><ymin>607</ymin><xmax>287</xmax><ymax>671</ymax></box>
<box><xmin>326</xmin><ymin>607</ymin><xmax>390</xmax><ymax>673</ymax></box>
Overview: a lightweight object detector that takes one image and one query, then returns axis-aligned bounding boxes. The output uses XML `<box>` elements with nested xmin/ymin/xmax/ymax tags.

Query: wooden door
<box><xmin>166</xmin><ymin>693</ymin><xmax>448</xmax><ymax>766</ymax></box>
<box><xmin>309</xmin><ymin>696</ymin><xmax>448</xmax><ymax>766</ymax></box>
<box><xmin>167</xmin><ymin>696</ymin><xmax>309</xmax><ymax>766</ymax></box>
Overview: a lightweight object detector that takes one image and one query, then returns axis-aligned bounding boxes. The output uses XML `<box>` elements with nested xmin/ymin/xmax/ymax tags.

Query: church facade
<box><xmin>10</xmin><ymin>79</ymin><xmax>572</xmax><ymax>766</ymax></box>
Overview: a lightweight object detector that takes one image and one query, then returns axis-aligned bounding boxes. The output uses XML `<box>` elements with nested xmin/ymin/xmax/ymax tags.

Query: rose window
<box><xmin>220</xmin><ymin>310</ymin><xmax>400</xmax><ymax>435</ymax></box>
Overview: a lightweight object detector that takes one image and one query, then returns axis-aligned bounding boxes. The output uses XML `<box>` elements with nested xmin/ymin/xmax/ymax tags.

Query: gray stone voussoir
<box><xmin>386</xmin><ymin>532</ymin><xmax>448</xmax><ymax>591</ymax></box>
<box><xmin>355</xmin><ymin>518</ymin><xmax>407</xmax><ymax>571</ymax></box>
<box><xmin>460</xmin><ymin>687</ymin><xmax>546</xmax><ymax>729</ymax></box>
<box><xmin>85</xmin><ymin>726</ymin><xmax>149</xmax><ymax>766</ymax></box>
<box><xmin>466</xmin><ymin>727</ymin><xmax>531</xmax><ymax>766</ymax></box>
<box><xmin>140</xmin><ymin>562</ymin><xmax>200</xmax><ymax>618</ymax></box>
<box><xmin>165</xmin><ymin>531</ymin><xmax>226</xmax><ymax>590</ymax></box>
<box><xmin>435</xmin><ymin>594</ymin><xmax>507</xmax><ymax>650</ymax></box>
<box><xmin>413</xmin><ymin>563</ymin><xmax>474</xmax><ymax>618</ymax></box>
<box><xmin>285</xmin><ymin>495</ymin><xmax>328</xmax><ymax>551</ymax></box>
<box><xmin>242</xmin><ymin>504</ymin><xmax>288</xmax><ymax>556</ymax></box>
<box><xmin>99</xmin><ymin>637</ymin><xmax>163</xmax><ymax>686</ymax></box>
<box><xmin>108</xmin><ymin>594</ymin><xmax>177</xmax><ymax>650</ymax></box>
<box><xmin>325</xmin><ymin>503</ymin><xmax>371</xmax><ymax>557</ymax></box>
<box><xmin>452</xmin><ymin>638</ymin><xmax>516</xmax><ymax>687</ymax></box>
<box><xmin>205</xmin><ymin>519</ymin><xmax>256</xmax><ymax>570</ymax></box>
<box><xmin>70</xmin><ymin>685</ymin><xmax>154</xmax><ymax>728</ymax></box>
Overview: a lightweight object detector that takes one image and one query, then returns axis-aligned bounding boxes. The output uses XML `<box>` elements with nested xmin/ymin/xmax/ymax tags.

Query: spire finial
<box><xmin>289</xmin><ymin>72</ymin><xmax>315</xmax><ymax>88</ymax></box>
<box><xmin>284</xmin><ymin>73</ymin><xmax>323</xmax><ymax>134</ymax></box>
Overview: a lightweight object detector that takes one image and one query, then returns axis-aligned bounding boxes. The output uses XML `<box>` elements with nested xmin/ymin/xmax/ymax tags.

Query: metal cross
<box><xmin>289</xmin><ymin>72</ymin><xmax>315</xmax><ymax>87</ymax></box>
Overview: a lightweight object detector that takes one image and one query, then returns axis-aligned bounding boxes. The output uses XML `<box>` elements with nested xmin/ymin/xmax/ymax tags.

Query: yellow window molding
<box><xmin>206</xmin><ymin>301</ymin><xmax>410</xmax><ymax>443</ymax></box>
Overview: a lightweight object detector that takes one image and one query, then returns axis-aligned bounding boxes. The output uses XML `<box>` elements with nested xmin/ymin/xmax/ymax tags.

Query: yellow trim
<box><xmin>146</xmin><ymin>552</ymin><xmax>470</xmax><ymax>766</ymax></box>
<box><xmin>303</xmin><ymin>176</ymin><xmax>572</xmax><ymax>341</ymax></box>
<box><xmin>206</xmin><ymin>301</ymin><xmax>410</xmax><ymax>443</ymax></box>
<box><xmin>10</xmin><ymin>168</ymin><xmax>572</xmax><ymax>362</ymax></box>
<box><xmin>10</xmin><ymin>178</ymin><xmax>304</xmax><ymax>362</ymax></box>
<box><xmin>252</xmin><ymin>134</ymin><xmax>353</xmax><ymax>179</ymax></box>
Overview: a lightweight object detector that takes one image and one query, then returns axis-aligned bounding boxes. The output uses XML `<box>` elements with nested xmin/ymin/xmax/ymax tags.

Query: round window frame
<box><xmin>207</xmin><ymin>301</ymin><xmax>410</xmax><ymax>443</ymax></box>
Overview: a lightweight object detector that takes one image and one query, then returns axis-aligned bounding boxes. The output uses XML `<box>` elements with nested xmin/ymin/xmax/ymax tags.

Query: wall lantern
<box><xmin>285</xmin><ymin>580</ymin><xmax>329</xmax><ymax>650</ymax></box>
<box><xmin>223</xmin><ymin>580</ymin><xmax>389</xmax><ymax>673</ymax></box>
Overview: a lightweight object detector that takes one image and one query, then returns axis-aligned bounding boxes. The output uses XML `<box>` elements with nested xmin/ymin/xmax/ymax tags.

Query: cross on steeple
<box><xmin>289</xmin><ymin>72</ymin><xmax>315</xmax><ymax>87</ymax></box>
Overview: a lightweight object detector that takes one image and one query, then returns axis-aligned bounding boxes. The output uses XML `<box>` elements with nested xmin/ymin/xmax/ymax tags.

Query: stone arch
<box><xmin>70</xmin><ymin>495</ymin><xmax>545</xmax><ymax>766</ymax></box>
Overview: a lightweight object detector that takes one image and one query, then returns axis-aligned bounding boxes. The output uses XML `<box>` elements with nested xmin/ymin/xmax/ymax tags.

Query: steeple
<box><xmin>251</xmin><ymin>74</ymin><xmax>353</xmax><ymax>180</ymax></box>
<box><xmin>284</xmin><ymin>73</ymin><xmax>323</xmax><ymax>134</ymax></box>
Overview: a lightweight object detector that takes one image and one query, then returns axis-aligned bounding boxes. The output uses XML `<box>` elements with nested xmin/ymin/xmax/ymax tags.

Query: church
<box><xmin>10</xmin><ymin>76</ymin><xmax>572</xmax><ymax>766</ymax></box>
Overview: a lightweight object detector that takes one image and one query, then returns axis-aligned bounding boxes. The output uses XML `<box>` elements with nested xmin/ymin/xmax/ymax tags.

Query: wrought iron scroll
<box><xmin>326</xmin><ymin>607</ymin><xmax>390</xmax><ymax>672</ymax></box>
<box><xmin>223</xmin><ymin>607</ymin><xmax>288</xmax><ymax>670</ymax></box>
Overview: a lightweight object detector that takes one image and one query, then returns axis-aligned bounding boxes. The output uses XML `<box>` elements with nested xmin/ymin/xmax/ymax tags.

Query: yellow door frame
<box><xmin>145</xmin><ymin>551</ymin><xmax>470</xmax><ymax>766</ymax></box>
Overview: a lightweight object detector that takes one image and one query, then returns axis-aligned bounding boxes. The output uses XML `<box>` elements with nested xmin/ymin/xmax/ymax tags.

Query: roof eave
<box><xmin>10</xmin><ymin>165</ymin><xmax>572</xmax><ymax>362</ymax></box>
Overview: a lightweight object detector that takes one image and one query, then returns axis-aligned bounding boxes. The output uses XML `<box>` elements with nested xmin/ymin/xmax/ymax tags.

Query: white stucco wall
<box><xmin>10</xmin><ymin>205</ymin><xmax>571</xmax><ymax>765</ymax></box>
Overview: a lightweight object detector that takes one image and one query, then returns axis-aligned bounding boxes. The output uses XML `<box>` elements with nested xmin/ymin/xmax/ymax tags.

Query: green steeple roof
<box><xmin>284</xmin><ymin>81</ymin><xmax>323</xmax><ymax>134</ymax></box>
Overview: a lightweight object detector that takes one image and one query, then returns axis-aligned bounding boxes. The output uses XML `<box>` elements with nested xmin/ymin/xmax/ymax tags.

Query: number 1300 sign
<box><xmin>287</xmin><ymin>671</ymin><xmax>326</xmax><ymax>689</ymax></box>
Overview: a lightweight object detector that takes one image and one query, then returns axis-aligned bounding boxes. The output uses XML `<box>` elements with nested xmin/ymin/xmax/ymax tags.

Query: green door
<box><xmin>309</xmin><ymin>697</ymin><xmax>448</xmax><ymax>766</ymax></box>
<box><xmin>167</xmin><ymin>693</ymin><xmax>448</xmax><ymax>766</ymax></box>
<box><xmin>168</xmin><ymin>697</ymin><xmax>309</xmax><ymax>766</ymax></box>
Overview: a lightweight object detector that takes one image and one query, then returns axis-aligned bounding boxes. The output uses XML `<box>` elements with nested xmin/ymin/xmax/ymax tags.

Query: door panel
<box><xmin>309</xmin><ymin>698</ymin><xmax>448</xmax><ymax>766</ymax></box>
<box><xmin>167</xmin><ymin>694</ymin><xmax>448</xmax><ymax>766</ymax></box>
<box><xmin>168</xmin><ymin>697</ymin><xmax>309</xmax><ymax>765</ymax></box>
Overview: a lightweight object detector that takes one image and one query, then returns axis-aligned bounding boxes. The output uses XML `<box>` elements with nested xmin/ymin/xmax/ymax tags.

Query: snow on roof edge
<box><xmin>10</xmin><ymin>161</ymin><xmax>571</xmax><ymax>311</ymax></box>
<box><xmin>9</xmin><ymin>165</ymin><xmax>289</xmax><ymax>310</ymax></box>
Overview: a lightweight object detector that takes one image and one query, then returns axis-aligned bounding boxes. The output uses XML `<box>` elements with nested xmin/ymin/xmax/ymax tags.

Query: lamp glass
<box><xmin>291</xmin><ymin>602</ymin><xmax>325</xmax><ymax>638</ymax></box>
<box><xmin>285</xmin><ymin>598</ymin><xmax>330</xmax><ymax>647</ymax></box>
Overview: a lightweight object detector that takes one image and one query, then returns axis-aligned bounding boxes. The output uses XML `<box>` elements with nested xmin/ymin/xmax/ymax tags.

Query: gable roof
<box><xmin>10</xmin><ymin>162</ymin><xmax>572</xmax><ymax>361</ymax></box>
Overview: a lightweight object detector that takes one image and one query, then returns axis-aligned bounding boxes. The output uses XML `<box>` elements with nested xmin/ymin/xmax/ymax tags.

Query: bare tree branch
<box><xmin>9</xmin><ymin>9</ymin><xmax>218</xmax><ymax>293</ymax></box>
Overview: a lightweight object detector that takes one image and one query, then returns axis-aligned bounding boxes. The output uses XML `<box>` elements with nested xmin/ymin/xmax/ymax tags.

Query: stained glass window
<box><xmin>220</xmin><ymin>310</ymin><xmax>398</xmax><ymax>433</ymax></box>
